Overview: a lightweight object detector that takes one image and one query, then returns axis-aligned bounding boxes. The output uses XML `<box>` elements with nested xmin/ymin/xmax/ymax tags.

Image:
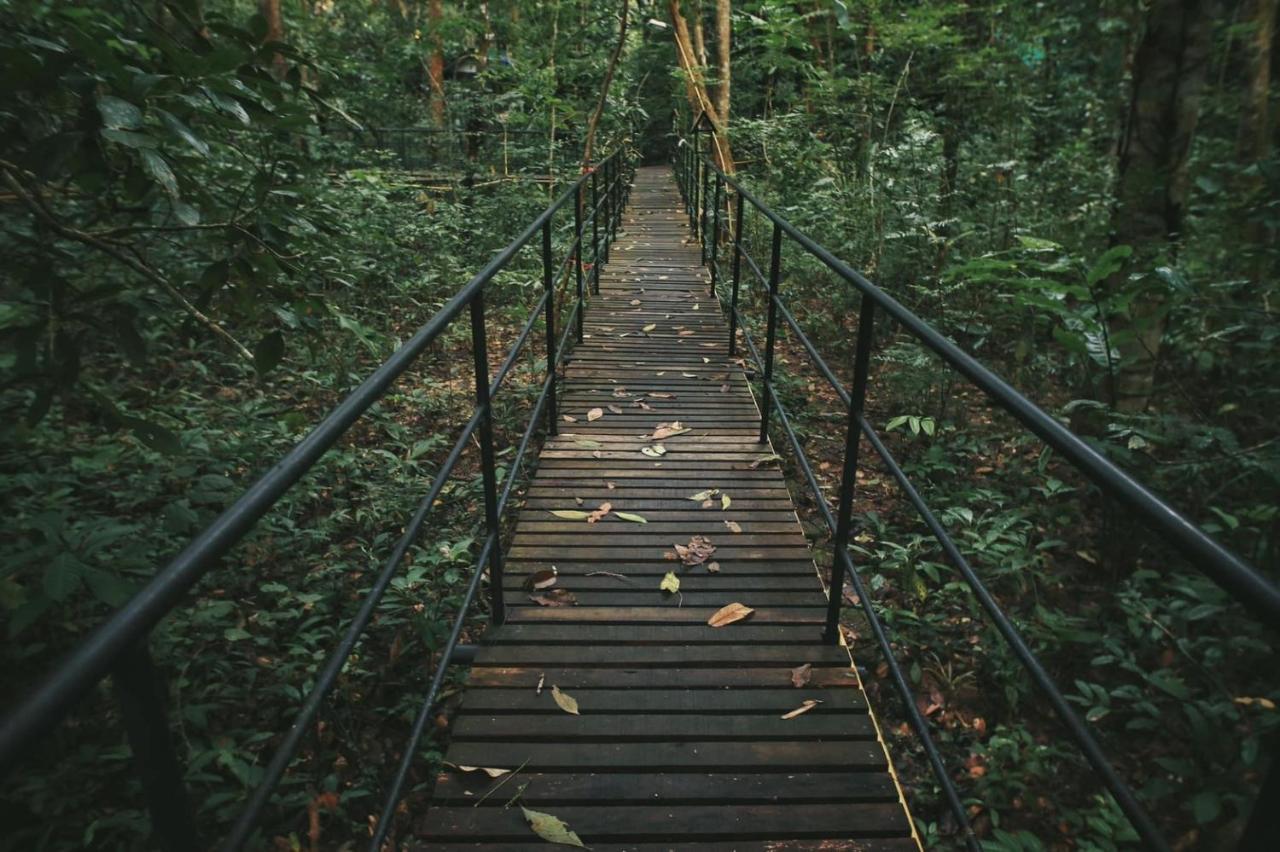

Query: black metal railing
<box><xmin>675</xmin><ymin>128</ymin><xmax>1280</xmax><ymax>852</ymax></box>
<box><xmin>0</xmin><ymin>147</ymin><xmax>634</xmax><ymax>850</ymax></box>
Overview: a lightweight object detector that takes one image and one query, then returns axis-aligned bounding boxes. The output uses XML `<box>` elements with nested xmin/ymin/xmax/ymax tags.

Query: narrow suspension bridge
<box><xmin>1</xmin><ymin>135</ymin><xmax>1277</xmax><ymax>850</ymax></box>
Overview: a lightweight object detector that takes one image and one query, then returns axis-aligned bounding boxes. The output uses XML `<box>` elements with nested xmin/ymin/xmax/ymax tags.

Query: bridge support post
<box><xmin>542</xmin><ymin>219</ymin><xmax>558</xmax><ymax>436</ymax></box>
<box><xmin>758</xmin><ymin>223</ymin><xmax>783</xmax><ymax>444</ymax></box>
<box><xmin>113</xmin><ymin>641</ymin><xmax>197</xmax><ymax>852</ymax></box>
<box><xmin>602</xmin><ymin>156</ymin><xmax>612</xmax><ymax>265</ymax></box>
<box><xmin>710</xmin><ymin>172</ymin><xmax>723</xmax><ymax>298</ymax></box>
<box><xmin>826</xmin><ymin>297</ymin><xmax>876</xmax><ymax>644</ymax></box>
<box><xmin>471</xmin><ymin>292</ymin><xmax>506</xmax><ymax>627</ymax></box>
<box><xmin>728</xmin><ymin>191</ymin><xmax>744</xmax><ymax>355</ymax></box>
<box><xmin>590</xmin><ymin>169</ymin><xmax>600</xmax><ymax>295</ymax></box>
<box><xmin>574</xmin><ymin>183</ymin><xmax>585</xmax><ymax>344</ymax></box>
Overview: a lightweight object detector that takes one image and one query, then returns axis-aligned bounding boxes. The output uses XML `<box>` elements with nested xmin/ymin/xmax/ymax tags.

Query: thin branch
<box><xmin>1</xmin><ymin>162</ymin><xmax>254</xmax><ymax>362</ymax></box>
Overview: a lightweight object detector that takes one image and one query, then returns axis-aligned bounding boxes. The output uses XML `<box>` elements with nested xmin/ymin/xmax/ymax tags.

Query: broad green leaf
<box><xmin>97</xmin><ymin>95</ymin><xmax>142</xmax><ymax>129</ymax></box>
<box><xmin>100</xmin><ymin>128</ymin><xmax>157</xmax><ymax>148</ymax></box>
<box><xmin>158</xmin><ymin>109</ymin><xmax>210</xmax><ymax>157</ymax></box>
<box><xmin>140</xmin><ymin>150</ymin><xmax>178</xmax><ymax>198</ymax></box>
<box><xmin>43</xmin><ymin>553</ymin><xmax>83</xmax><ymax>602</ymax></box>
<box><xmin>614</xmin><ymin>512</ymin><xmax>647</xmax><ymax>524</ymax></box>
<box><xmin>550</xmin><ymin>510</ymin><xmax>592</xmax><ymax>520</ymax></box>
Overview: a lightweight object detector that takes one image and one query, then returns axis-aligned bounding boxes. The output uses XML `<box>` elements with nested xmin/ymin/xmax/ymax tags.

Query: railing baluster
<box><xmin>701</xmin><ymin>155</ymin><xmax>712</xmax><ymax>266</ymax></box>
<box><xmin>542</xmin><ymin>218</ymin><xmax>558</xmax><ymax>436</ymax></box>
<box><xmin>827</xmin><ymin>297</ymin><xmax>876</xmax><ymax>643</ymax></box>
<box><xmin>728</xmin><ymin>191</ymin><xmax>744</xmax><ymax>355</ymax></box>
<box><xmin>574</xmin><ymin>182</ymin><xmax>585</xmax><ymax>344</ymax></box>
<box><xmin>603</xmin><ymin>156</ymin><xmax>612</xmax><ymax>265</ymax></box>
<box><xmin>471</xmin><ymin>293</ymin><xmax>505</xmax><ymax>626</ymax></box>
<box><xmin>710</xmin><ymin>171</ymin><xmax>723</xmax><ymax>298</ymax></box>
<box><xmin>590</xmin><ymin>169</ymin><xmax>600</xmax><ymax>295</ymax></box>
<box><xmin>758</xmin><ymin>222</ymin><xmax>783</xmax><ymax>444</ymax></box>
<box><xmin>113</xmin><ymin>642</ymin><xmax>196</xmax><ymax>852</ymax></box>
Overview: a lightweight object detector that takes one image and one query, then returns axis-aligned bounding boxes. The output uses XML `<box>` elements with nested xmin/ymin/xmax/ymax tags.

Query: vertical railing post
<box><xmin>758</xmin><ymin>222</ymin><xmax>783</xmax><ymax>444</ymax></box>
<box><xmin>602</xmin><ymin>157</ymin><xmax>612</xmax><ymax>265</ymax></box>
<box><xmin>710</xmin><ymin>171</ymin><xmax>723</xmax><ymax>297</ymax></box>
<box><xmin>728</xmin><ymin>191</ymin><xmax>744</xmax><ymax>355</ymax></box>
<box><xmin>826</xmin><ymin>296</ymin><xmax>876</xmax><ymax>643</ymax></box>
<box><xmin>590</xmin><ymin>169</ymin><xmax>601</xmax><ymax>295</ymax></box>
<box><xmin>700</xmin><ymin>155</ymin><xmax>712</xmax><ymax>265</ymax></box>
<box><xmin>470</xmin><ymin>292</ymin><xmax>506</xmax><ymax>626</ymax></box>
<box><xmin>542</xmin><ymin>218</ymin><xmax>558</xmax><ymax>435</ymax></box>
<box><xmin>574</xmin><ymin>182</ymin><xmax>585</xmax><ymax>344</ymax></box>
<box><xmin>113</xmin><ymin>642</ymin><xmax>197</xmax><ymax>852</ymax></box>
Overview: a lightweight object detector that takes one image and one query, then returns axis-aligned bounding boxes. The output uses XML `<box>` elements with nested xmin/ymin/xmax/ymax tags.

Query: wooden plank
<box><xmin>418</xmin><ymin>802</ymin><xmax>909</xmax><ymax>840</ymax></box>
<box><xmin>441</xmin><ymin>741</ymin><xmax>889</xmax><ymax>771</ymax></box>
<box><xmin>431</xmin><ymin>770</ymin><xmax>891</xmax><ymax>803</ymax></box>
<box><xmin>458</xmin><ymin>688</ymin><xmax>867</xmax><ymax>713</ymax></box>
<box><xmin>451</xmin><ymin>714</ymin><xmax>877</xmax><ymax>741</ymax></box>
<box><xmin>463</xmin><ymin>667</ymin><xmax>862</xmax><ymax>689</ymax></box>
<box><xmin>471</xmin><ymin>645</ymin><xmax>849</xmax><ymax>667</ymax></box>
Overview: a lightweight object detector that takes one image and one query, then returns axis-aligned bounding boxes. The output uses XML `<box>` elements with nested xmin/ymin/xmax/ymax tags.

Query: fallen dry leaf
<box><xmin>521</xmin><ymin>807</ymin><xmax>586</xmax><ymax>848</ymax></box>
<box><xmin>688</xmin><ymin>488</ymin><xmax>720</xmax><ymax>502</ymax></box>
<box><xmin>707</xmin><ymin>561</ymin><xmax>721</xmax><ymax>573</ymax></box>
<box><xmin>552</xmin><ymin>685</ymin><xmax>580</xmax><ymax>715</ymax></box>
<box><xmin>641</xmin><ymin>323</ymin><xmax>657</xmax><ymax>333</ymax></box>
<box><xmin>536</xmin><ymin>673</ymin><xmax>545</xmax><ymax>695</ymax></box>
<box><xmin>640</xmin><ymin>444</ymin><xmax>666</xmax><ymax>458</ymax></box>
<box><xmin>660</xmin><ymin>571</ymin><xmax>680</xmax><ymax>594</ymax></box>
<box><xmin>586</xmin><ymin>407</ymin><xmax>604</xmax><ymax>422</ymax></box>
<box><xmin>724</xmin><ymin>520</ymin><xmax>742</xmax><ymax>534</ymax></box>
<box><xmin>673</xmin><ymin>535</ymin><xmax>716</xmax><ymax>566</ymax></box>
<box><xmin>607</xmin><ymin>404</ymin><xmax>623</xmax><ymax>414</ymax></box>
<box><xmin>648</xmin><ymin>392</ymin><xmax>675</xmax><ymax>399</ymax></box>
<box><xmin>708</xmin><ymin>602</ymin><xmax>754</xmax><ymax>627</ymax></box>
<box><xmin>562</xmin><ymin>414</ymin><xmax>577</xmax><ymax>422</ymax></box>
<box><xmin>781</xmin><ymin>699</ymin><xmax>823</xmax><ymax>720</ymax></box>
<box><xmin>614</xmin><ymin>511</ymin><xmax>647</xmax><ymax>524</ymax></box>
<box><xmin>550</xmin><ymin>509</ymin><xmax>592</xmax><ymax>520</ymax></box>
<box><xmin>529</xmin><ymin>589</ymin><xmax>577</xmax><ymax>607</ymax></box>
<box><xmin>748</xmin><ymin>454</ymin><xmax>783</xmax><ymax>469</ymax></box>
<box><xmin>721</xmin><ymin>493</ymin><xmax>732</xmax><ymax>510</ymax></box>
<box><xmin>454</xmin><ymin>765</ymin><xmax>511</xmax><ymax>778</ymax></box>
<box><xmin>649</xmin><ymin>421</ymin><xmax>690</xmax><ymax>440</ymax></box>
<box><xmin>587</xmin><ymin>502</ymin><xmax>612</xmax><ymax>523</ymax></box>
<box><xmin>791</xmin><ymin>663</ymin><xmax>813</xmax><ymax>688</ymax></box>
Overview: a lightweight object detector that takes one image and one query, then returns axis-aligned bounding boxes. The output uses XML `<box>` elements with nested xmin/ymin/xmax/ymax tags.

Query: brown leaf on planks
<box><xmin>724</xmin><ymin>520</ymin><xmax>742</xmax><ymax>534</ymax></box>
<box><xmin>586</xmin><ymin>407</ymin><xmax>604</xmax><ymax>422</ymax></box>
<box><xmin>562</xmin><ymin>414</ymin><xmax>577</xmax><ymax>422</ymax></box>
<box><xmin>672</xmin><ymin>535</ymin><xmax>716</xmax><ymax>566</ymax></box>
<box><xmin>453</xmin><ymin>764</ymin><xmax>511</xmax><ymax>778</ymax></box>
<box><xmin>708</xmin><ymin>602</ymin><xmax>754</xmax><ymax>627</ymax></box>
<box><xmin>587</xmin><ymin>502</ymin><xmax>612</xmax><ymax>523</ymax></box>
<box><xmin>529</xmin><ymin>589</ymin><xmax>577</xmax><ymax>607</ymax></box>
<box><xmin>791</xmin><ymin>663</ymin><xmax>813</xmax><ymax>688</ymax></box>
<box><xmin>552</xmin><ymin>685</ymin><xmax>580</xmax><ymax>715</ymax></box>
<box><xmin>781</xmin><ymin>699</ymin><xmax>823</xmax><ymax>720</ymax></box>
<box><xmin>607</xmin><ymin>404</ymin><xmax>624</xmax><ymax>414</ymax></box>
<box><xmin>649</xmin><ymin>421</ymin><xmax>690</xmax><ymax>440</ymax></box>
<box><xmin>647</xmin><ymin>391</ymin><xmax>675</xmax><ymax>399</ymax></box>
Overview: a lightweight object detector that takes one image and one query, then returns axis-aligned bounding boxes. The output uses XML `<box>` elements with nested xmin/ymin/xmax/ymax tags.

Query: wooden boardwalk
<box><xmin>416</xmin><ymin>166</ymin><xmax>917</xmax><ymax>849</ymax></box>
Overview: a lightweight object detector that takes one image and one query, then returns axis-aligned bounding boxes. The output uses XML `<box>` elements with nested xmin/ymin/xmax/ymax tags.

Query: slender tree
<box><xmin>1105</xmin><ymin>0</ymin><xmax>1215</xmax><ymax>412</ymax></box>
<box><xmin>582</xmin><ymin>0</ymin><xmax>631</xmax><ymax>166</ymax></box>
<box><xmin>669</xmin><ymin>0</ymin><xmax>734</xmax><ymax>172</ymax></box>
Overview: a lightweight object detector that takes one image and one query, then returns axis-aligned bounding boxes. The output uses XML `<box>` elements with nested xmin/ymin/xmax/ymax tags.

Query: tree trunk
<box><xmin>582</xmin><ymin>0</ymin><xmax>630</xmax><ymax>167</ymax></box>
<box><xmin>714</xmin><ymin>0</ymin><xmax>730</xmax><ymax>121</ymax></box>
<box><xmin>1238</xmin><ymin>0</ymin><xmax>1275</xmax><ymax>267</ymax></box>
<box><xmin>1104</xmin><ymin>0</ymin><xmax>1214</xmax><ymax>413</ymax></box>
<box><xmin>669</xmin><ymin>0</ymin><xmax>734</xmax><ymax>173</ymax></box>
<box><xmin>259</xmin><ymin>0</ymin><xmax>286</xmax><ymax>75</ymax></box>
<box><xmin>427</xmin><ymin>0</ymin><xmax>446</xmax><ymax>127</ymax></box>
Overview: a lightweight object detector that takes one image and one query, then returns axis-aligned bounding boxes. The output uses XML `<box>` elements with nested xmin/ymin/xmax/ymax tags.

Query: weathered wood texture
<box><xmin>415</xmin><ymin>167</ymin><xmax>915</xmax><ymax>849</ymax></box>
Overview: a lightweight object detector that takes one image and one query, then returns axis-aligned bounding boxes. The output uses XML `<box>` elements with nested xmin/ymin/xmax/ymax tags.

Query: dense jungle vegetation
<box><xmin>1</xmin><ymin>0</ymin><xmax>1276</xmax><ymax>849</ymax></box>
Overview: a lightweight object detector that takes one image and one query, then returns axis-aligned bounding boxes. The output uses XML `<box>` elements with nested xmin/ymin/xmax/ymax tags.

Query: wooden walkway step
<box><xmin>414</xmin><ymin>166</ymin><xmax>917</xmax><ymax>849</ymax></box>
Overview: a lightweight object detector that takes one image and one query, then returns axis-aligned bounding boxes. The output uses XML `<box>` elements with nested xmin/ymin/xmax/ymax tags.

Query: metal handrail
<box><xmin>676</xmin><ymin>130</ymin><xmax>1280</xmax><ymax>852</ymax></box>
<box><xmin>0</xmin><ymin>147</ymin><xmax>634</xmax><ymax>851</ymax></box>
